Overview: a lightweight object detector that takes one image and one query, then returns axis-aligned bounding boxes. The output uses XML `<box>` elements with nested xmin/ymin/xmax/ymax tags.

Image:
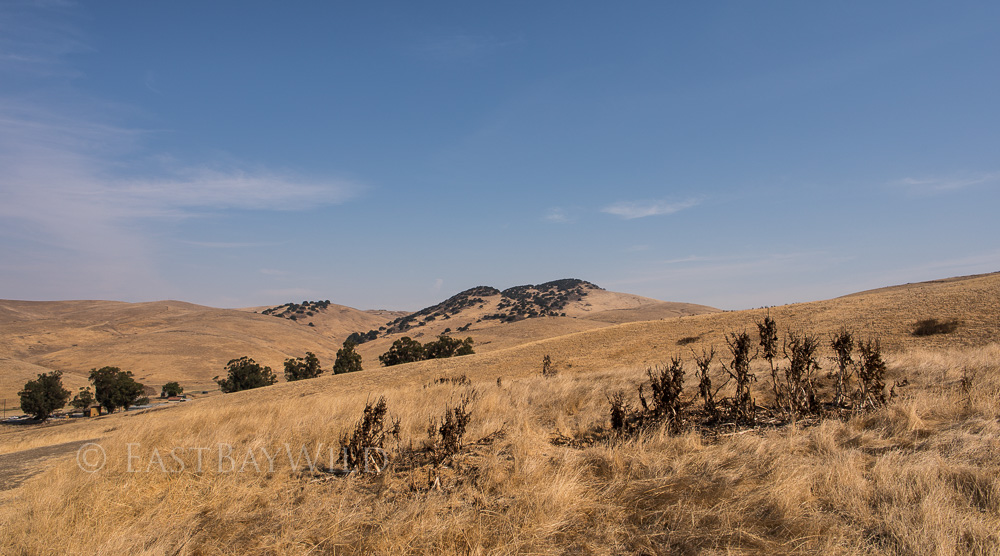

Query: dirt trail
<box><xmin>0</xmin><ymin>438</ymin><xmax>99</xmax><ymax>492</ymax></box>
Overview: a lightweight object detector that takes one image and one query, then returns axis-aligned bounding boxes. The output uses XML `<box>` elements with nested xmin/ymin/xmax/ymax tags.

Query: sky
<box><xmin>1</xmin><ymin>1</ymin><xmax>998</xmax><ymax>311</ymax></box>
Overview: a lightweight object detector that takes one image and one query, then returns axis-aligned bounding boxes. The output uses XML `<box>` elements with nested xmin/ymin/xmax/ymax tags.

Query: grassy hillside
<box><xmin>0</xmin><ymin>283</ymin><xmax>717</xmax><ymax>404</ymax></box>
<box><xmin>0</xmin><ymin>299</ymin><xmax>385</xmax><ymax>403</ymax></box>
<box><xmin>1</xmin><ymin>273</ymin><xmax>998</xmax><ymax>553</ymax></box>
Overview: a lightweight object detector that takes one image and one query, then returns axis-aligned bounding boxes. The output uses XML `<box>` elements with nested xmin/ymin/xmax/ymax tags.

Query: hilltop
<box><xmin>381</xmin><ymin>279</ymin><xmax>715</xmax><ymax>336</ymax></box>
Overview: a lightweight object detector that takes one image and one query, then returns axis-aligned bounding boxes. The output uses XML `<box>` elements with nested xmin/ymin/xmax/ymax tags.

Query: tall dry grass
<box><xmin>1</xmin><ymin>345</ymin><xmax>999</xmax><ymax>554</ymax></box>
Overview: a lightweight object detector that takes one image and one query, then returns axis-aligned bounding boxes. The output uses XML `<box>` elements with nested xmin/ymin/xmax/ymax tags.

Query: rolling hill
<box><xmin>0</xmin><ymin>299</ymin><xmax>380</xmax><ymax>403</ymax></box>
<box><xmin>0</xmin><ymin>280</ymin><xmax>716</xmax><ymax>404</ymax></box>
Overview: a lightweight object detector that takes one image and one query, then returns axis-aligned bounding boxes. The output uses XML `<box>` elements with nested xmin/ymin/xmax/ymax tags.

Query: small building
<box><xmin>88</xmin><ymin>407</ymin><xmax>100</xmax><ymax>418</ymax></box>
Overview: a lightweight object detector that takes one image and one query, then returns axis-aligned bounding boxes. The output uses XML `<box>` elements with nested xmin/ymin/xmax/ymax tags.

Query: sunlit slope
<box><xmin>0</xmin><ymin>299</ymin><xmax>376</xmax><ymax>401</ymax></box>
<box><xmin>2</xmin><ymin>271</ymin><xmax>995</xmax><ymax>405</ymax></box>
<box><xmin>359</xmin><ymin>271</ymin><xmax>1000</xmax><ymax>387</ymax></box>
<box><xmin>353</xmin><ymin>280</ymin><xmax>719</xmax><ymax>366</ymax></box>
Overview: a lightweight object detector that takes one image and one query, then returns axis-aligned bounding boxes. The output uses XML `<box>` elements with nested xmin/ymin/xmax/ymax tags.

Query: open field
<box><xmin>0</xmin><ymin>272</ymin><xmax>998</xmax><ymax>553</ymax></box>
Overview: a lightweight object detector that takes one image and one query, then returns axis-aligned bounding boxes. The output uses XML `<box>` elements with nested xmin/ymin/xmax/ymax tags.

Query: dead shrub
<box><xmin>339</xmin><ymin>396</ymin><xmax>397</xmax><ymax>473</ymax></box>
<box><xmin>541</xmin><ymin>354</ymin><xmax>556</xmax><ymax>377</ymax></box>
<box><xmin>830</xmin><ymin>329</ymin><xmax>855</xmax><ymax>407</ymax></box>
<box><xmin>693</xmin><ymin>347</ymin><xmax>720</xmax><ymax>422</ymax></box>
<box><xmin>912</xmin><ymin>318</ymin><xmax>960</xmax><ymax>336</ymax></box>
<box><xmin>638</xmin><ymin>357</ymin><xmax>686</xmax><ymax>433</ymax></box>
<box><xmin>857</xmin><ymin>339</ymin><xmax>888</xmax><ymax>409</ymax></box>
<box><xmin>757</xmin><ymin>315</ymin><xmax>780</xmax><ymax>406</ymax></box>
<box><xmin>607</xmin><ymin>390</ymin><xmax>631</xmax><ymax>434</ymax></box>
<box><xmin>426</xmin><ymin>394</ymin><xmax>473</xmax><ymax>463</ymax></box>
<box><xmin>724</xmin><ymin>331</ymin><xmax>757</xmax><ymax>425</ymax></box>
<box><xmin>782</xmin><ymin>331</ymin><xmax>821</xmax><ymax>417</ymax></box>
<box><xmin>427</xmin><ymin>375</ymin><xmax>471</xmax><ymax>387</ymax></box>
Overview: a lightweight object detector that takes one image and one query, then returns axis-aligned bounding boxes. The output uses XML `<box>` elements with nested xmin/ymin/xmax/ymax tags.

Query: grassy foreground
<box><xmin>2</xmin><ymin>342</ymin><xmax>999</xmax><ymax>554</ymax></box>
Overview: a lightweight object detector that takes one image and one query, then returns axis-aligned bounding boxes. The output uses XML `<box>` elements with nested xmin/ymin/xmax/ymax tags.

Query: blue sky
<box><xmin>1</xmin><ymin>1</ymin><xmax>998</xmax><ymax>310</ymax></box>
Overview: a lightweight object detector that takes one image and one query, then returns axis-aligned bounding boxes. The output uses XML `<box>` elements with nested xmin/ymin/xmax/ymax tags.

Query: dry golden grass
<box><xmin>1</xmin><ymin>339</ymin><xmax>999</xmax><ymax>554</ymax></box>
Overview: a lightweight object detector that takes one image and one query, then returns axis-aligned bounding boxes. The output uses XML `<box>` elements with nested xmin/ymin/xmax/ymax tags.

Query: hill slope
<box><xmin>0</xmin><ymin>281</ymin><xmax>715</xmax><ymax>404</ymax></box>
<box><xmin>6</xmin><ymin>271</ymin><xmax>994</xmax><ymax>407</ymax></box>
<box><xmin>0</xmin><ymin>299</ymin><xmax>382</xmax><ymax>402</ymax></box>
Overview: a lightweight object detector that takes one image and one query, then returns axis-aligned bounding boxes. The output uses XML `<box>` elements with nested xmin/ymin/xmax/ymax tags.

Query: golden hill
<box><xmin>0</xmin><ymin>299</ymin><xmax>387</xmax><ymax>403</ymax></box>
<box><xmin>0</xmin><ymin>282</ymin><xmax>715</xmax><ymax>404</ymax></box>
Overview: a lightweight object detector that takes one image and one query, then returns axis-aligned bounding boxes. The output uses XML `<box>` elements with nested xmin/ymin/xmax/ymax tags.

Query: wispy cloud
<box><xmin>891</xmin><ymin>172</ymin><xmax>1000</xmax><ymax>194</ymax></box>
<box><xmin>0</xmin><ymin>101</ymin><xmax>362</xmax><ymax>299</ymax></box>
<box><xmin>118</xmin><ymin>166</ymin><xmax>360</xmax><ymax>213</ymax></box>
<box><xmin>602</xmin><ymin>198</ymin><xmax>700</xmax><ymax>219</ymax></box>
<box><xmin>0</xmin><ymin>1</ymin><xmax>90</xmax><ymax>79</ymax></box>
<box><xmin>544</xmin><ymin>207</ymin><xmax>572</xmax><ymax>223</ymax></box>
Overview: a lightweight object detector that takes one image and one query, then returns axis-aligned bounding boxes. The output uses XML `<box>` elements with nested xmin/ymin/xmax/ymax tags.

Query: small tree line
<box><xmin>17</xmin><ymin>366</ymin><xmax>151</xmax><ymax>420</ymax></box>
<box><xmin>379</xmin><ymin>335</ymin><xmax>474</xmax><ymax>367</ymax></box>
<box><xmin>216</xmin><ymin>341</ymin><xmax>364</xmax><ymax>393</ymax></box>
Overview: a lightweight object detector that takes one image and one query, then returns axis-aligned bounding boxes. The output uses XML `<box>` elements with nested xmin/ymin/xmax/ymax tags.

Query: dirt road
<box><xmin>0</xmin><ymin>439</ymin><xmax>100</xmax><ymax>492</ymax></box>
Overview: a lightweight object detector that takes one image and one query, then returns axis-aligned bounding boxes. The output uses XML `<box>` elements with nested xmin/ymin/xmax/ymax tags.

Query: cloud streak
<box><xmin>601</xmin><ymin>198</ymin><xmax>700</xmax><ymax>219</ymax></box>
<box><xmin>544</xmin><ymin>207</ymin><xmax>572</xmax><ymax>223</ymax></box>
<box><xmin>891</xmin><ymin>172</ymin><xmax>1000</xmax><ymax>194</ymax></box>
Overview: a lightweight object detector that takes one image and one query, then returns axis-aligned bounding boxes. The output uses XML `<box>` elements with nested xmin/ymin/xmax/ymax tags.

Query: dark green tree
<box><xmin>424</xmin><ymin>335</ymin><xmax>461</xmax><ymax>359</ymax></box>
<box><xmin>215</xmin><ymin>357</ymin><xmax>277</xmax><ymax>393</ymax></box>
<box><xmin>283</xmin><ymin>351</ymin><xmax>323</xmax><ymax>381</ymax></box>
<box><xmin>161</xmin><ymin>381</ymin><xmax>184</xmax><ymax>398</ymax></box>
<box><xmin>456</xmin><ymin>337</ymin><xmax>474</xmax><ymax>356</ymax></box>
<box><xmin>424</xmin><ymin>335</ymin><xmax>475</xmax><ymax>359</ymax></box>
<box><xmin>89</xmin><ymin>366</ymin><xmax>145</xmax><ymax>414</ymax></box>
<box><xmin>18</xmin><ymin>370</ymin><xmax>71</xmax><ymax>420</ymax></box>
<box><xmin>333</xmin><ymin>341</ymin><xmax>363</xmax><ymax>374</ymax></box>
<box><xmin>70</xmin><ymin>386</ymin><xmax>96</xmax><ymax>410</ymax></box>
<box><xmin>378</xmin><ymin>337</ymin><xmax>425</xmax><ymax>367</ymax></box>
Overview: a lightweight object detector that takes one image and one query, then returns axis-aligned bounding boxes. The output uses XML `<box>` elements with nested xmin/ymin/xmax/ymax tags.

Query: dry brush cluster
<box><xmin>608</xmin><ymin>316</ymin><xmax>895</xmax><ymax>438</ymax></box>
